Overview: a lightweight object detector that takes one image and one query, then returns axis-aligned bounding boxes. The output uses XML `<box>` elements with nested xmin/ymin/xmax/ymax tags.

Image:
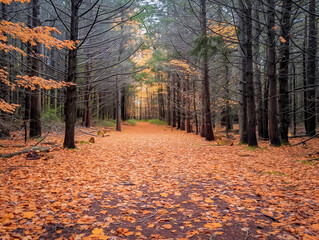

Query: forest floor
<box><xmin>0</xmin><ymin>122</ymin><xmax>319</xmax><ymax>240</ymax></box>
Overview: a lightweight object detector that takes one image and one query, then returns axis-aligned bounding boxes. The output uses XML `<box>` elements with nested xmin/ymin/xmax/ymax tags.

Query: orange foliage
<box><xmin>15</xmin><ymin>75</ymin><xmax>76</xmax><ymax>91</ymax></box>
<box><xmin>0</xmin><ymin>1</ymin><xmax>77</xmax><ymax>114</ymax></box>
<box><xmin>208</xmin><ymin>21</ymin><xmax>237</xmax><ymax>49</ymax></box>
<box><xmin>0</xmin><ymin>21</ymin><xmax>77</xmax><ymax>51</ymax></box>
<box><xmin>169</xmin><ymin>59</ymin><xmax>196</xmax><ymax>76</ymax></box>
<box><xmin>0</xmin><ymin>0</ymin><xmax>29</xmax><ymax>3</ymax></box>
<box><xmin>0</xmin><ymin>99</ymin><xmax>19</xmax><ymax>113</ymax></box>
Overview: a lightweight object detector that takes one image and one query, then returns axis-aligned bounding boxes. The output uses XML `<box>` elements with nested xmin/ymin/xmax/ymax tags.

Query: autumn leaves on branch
<box><xmin>0</xmin><ymin>0</ymin><xmax>77</xmax><ymax>113</ymax></box>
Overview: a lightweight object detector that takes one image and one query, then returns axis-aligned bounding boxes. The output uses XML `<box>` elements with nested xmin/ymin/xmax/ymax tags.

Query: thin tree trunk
<box><xmin>279</xmin><ymin>0</ymin><xmax>292</xmax><ymax>143</ymax></box>
<box><xmin>253</xmin><ymin>3</ymin><xmax>263</xmax><ymax>139</ymax></box>
<box><xmin>177</xmin><ymin>75</ymin><xmax>181</xmax><ymax>129</ymax></box>
<box><xmin>245</xmin><ymin>0</ymin><xmax>258</xmax><ymax>146</ymax></box>
<box><xmin>180</xmin><ymin>76</ymin><xmax>185</xmax><ymax>130</ymax></box>
<box><xmin>29</xmin><ymin>0</ymin><xmax>41</xmax><ymax>138</ymax></box>
<box><xmin>267</xmin><ymin>0</ymin><xmax>280</xmax><ymax>146</ymax></box>
<box><xmin>193</xmin><ymin>80</ymin><xmax>199</xmax><ymax>134</ymax></box>
<box><xmin>172</xmin><ymin>75</ymin><xmax>177</xmax><ymax>127</ymax></box>
<box><xmin>186</xmin><ymin>75</ymin><xmax>191</xmax><ymax>133</ymax></box>
<box><xmin>167</xmin><ymin>73</ymin><xmax>171</xmax><ymax>125</ymax></box>
<box><xmin>238</xmin><ymin>0</ymin><xmax>248</xmax><ymax>144</ymax></box>
<box><xmin>306</xmin><ymin>0</ymin><xmax>317</xmax><ymax>136</ymax></box>
<box><xmin>64</xmin><ymin>0</ymin><xmax>79</xmax><ymax>148</ymax></box>
<box><xmin>303</xmin><ymin>16</ymin><xmax>308</xmax><ymax>134</ymax></box>
<box><xmin>200</xmin><ymin>0</ymin><xmax>214</xmax><ymax>141</ymax></box>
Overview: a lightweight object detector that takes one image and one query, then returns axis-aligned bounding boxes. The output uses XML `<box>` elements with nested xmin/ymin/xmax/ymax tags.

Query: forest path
<box><xmin>1</xmin><ymin>123</ymin><xmax>318</xmax><ymax>239</ymax></box>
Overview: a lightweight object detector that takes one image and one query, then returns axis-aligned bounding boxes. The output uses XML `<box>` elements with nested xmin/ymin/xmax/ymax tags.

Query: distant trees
<box><xmin>129</xmin><ymin>0</ymin><xmax>318</xmax><ymax>146</ymax></box>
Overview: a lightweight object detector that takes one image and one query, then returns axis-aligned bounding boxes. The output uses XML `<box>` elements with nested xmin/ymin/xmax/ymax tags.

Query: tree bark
<box><xmin>306</xmin><ymin>0</ymin><xmax>317</xmax><ymax>136</ymax></box>
<box><xmin>64</xmin><ymin>0</ymin><xmax>79</xmax><ymax>148</ymax></box>
<box><xmin>186</xmin><ymin>75</ymin><xmax>191</xmax><ymax>133</ymax></box>
<box><xmin>167</xmin><ymin>73</ymin><xmax>171</xmax><ymax>125</ymax></box>
<box><xmin>245</xmin><ymin>0</ymin><xmax>258</xmax><ymax>146</ymax></box>
<box><xmin>238</xmin><ymin>0</ymin><xmax>248</xmax><ymax>144</ymax></box>
<box><xmin>279</xmin><ymin>0</ymin><xmax>292</xmax><ymax>144</ymax></box>
<box><xmin>253</xmin><ymin>2</ymin><xmax>263</xmax><ymax>139</ymax></box>
<box><xmin>176</xmin><ymin>75</ymin><xmax>181</xmax><ymax>129</ymax></box>
<box><xmin>200</xmin><ymin>0</ymin><xmax>214</xmax><ymax>141</ymax></box>
<box><xmin>267</xmin><ymin>0</ymin><xmax>280</xmax><ymax>146</ymax></box>
<box><xmin>172</xmin><ymin>75</ymin><xmax>177</xmax><ymax>127</ymax></box>
<box><xmin>29</xmin><ymin>0</ymin><xmax>41</xmax><ymax>138</ymax></box>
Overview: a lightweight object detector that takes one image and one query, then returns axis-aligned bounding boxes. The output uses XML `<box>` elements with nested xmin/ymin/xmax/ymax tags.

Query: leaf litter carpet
<box><xmin>0</xmin><ymin>122</ymin><xmax>319</xmax><ymax>239</ymax></box>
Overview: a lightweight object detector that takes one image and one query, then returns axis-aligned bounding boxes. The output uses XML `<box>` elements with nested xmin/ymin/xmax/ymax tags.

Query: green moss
<box><xmin>97</xmin><ymin>119</ymin><xmax>116</xmax><ymax>127</ymax></box>
<box><xmin>264</xmin><ymin>171</ymin><xmax>286</xmax><ymax>176</ymax></box>
<box><xmin>147</xmin><ymin>119</ymin><xmax>167</xmax><ymax>125</ymax></box>
<box><xmin>127</xmin><ymin>119</ymin><xmax>136</xmax><ymax>126</ymax></box>
<box><xmin>301</xmin><ymin>160</ymin><xmax>318</xmax><ymax>166</ymax></box>
<box><xmin>246</xmin><ymin>146</ymin><xmax>259</xmax><ymax>151</ymax></box>
<box><xmin>238</xmin><ymin>142</ymin><xmax>247</xmax><ymax>146</ymax></box>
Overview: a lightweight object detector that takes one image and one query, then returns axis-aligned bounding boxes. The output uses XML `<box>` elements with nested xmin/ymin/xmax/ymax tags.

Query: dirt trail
<box><xmin>0</xmin><ymin>122</ymin><xmax>318</xmax><ymax>239</ymax></box>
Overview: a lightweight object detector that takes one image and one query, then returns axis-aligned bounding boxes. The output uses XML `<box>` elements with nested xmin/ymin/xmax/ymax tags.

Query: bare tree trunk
<box><xmin>180</xmin><ymin>76</ymin><xmax>185</xmax><ymax>130</ymax></box>
<box><xmin>29</xmin><ymin>0</ymin><xmax>41</xmax><ymax>138</ymax></box>
<box><xmin>244</xmin><ymin>0</ymin><xmax>258</xmax><ymax>146</ymax></box>
<box><xmin>172</xmin><ymin>75</ymin><xmax>177</xmax><ymax>127</ymax></box>
<box><xmin>177</xmin><ymin>75</ymin><xmax>181</xmax><ymax>129</ymax></box>
<box><xmin>167</xmin><ymin>73</ymin><xmax>171</xmax><ymax>125</ymax></box>
<box><xmin>186</xmin><ymin>75</ymin><xmax>191</xmax><ymax>133</ymax></box>
<box><xmin>238</xmin><ymin>0</ymin><xmax>248</xmax><ymax>144</ymax></box>
<box><xmin>64</xmin><ymin>0</ymin><xmax>79</xmax><ymax>148</ymax></box>
<box><xmin>279</xmin><ymin>0</ymin><xmax>292</xmax><ymax>144</ymax></box>
<box><xmin>200</xmin><ymin>0</ymin><xmax>214</xmax><ymax>141</ymax></box>
<box><xmin>116</xmin><ymin>13</ymin><xmax>125</xmax><ymax>131</ymax></box>
<box><xmin>292</xmin><ymin>63</ymin><xmax>297</xmax><ymax>136</ymax></box>
<box><xmin>267</xmin><ymin>0</ymin><xmax>280</xmax><ymax>146</ymax></box>
<box><xmin>303</xmin><ymin>16</ymin><xmax>308</xmax><ymax>134</ymax></box>
<box><xmin>116</xmin><ymin>81</ymin><xmax>121</xmax><ymax>131</ymax></box>
<box><xmin>253</xmin><ymin>3</ymin><xmax>263</xmax><ymax>139</ymax></box>
<box><xmin>193</xmin><ymin>80</ymin><xmax>199</xmax><ymax>134</ymax></box>
<box><xmin>82</xmin><ymin>54</ymin><xmax>91</xmax><ymax>128</ymax></box>
<box><xmin>306</xmin><ymin>0</ymin><xmax>317</xmax><ymax>136</ymax></box>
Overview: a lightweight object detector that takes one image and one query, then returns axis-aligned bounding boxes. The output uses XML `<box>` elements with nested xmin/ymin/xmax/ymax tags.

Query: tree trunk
<box><xmin>180</xmin><ymin>76</ymin><xmax>185</xmax><ymax>130</ymax></box>
<box><xmin>172</xmin><ymin>75</ymin><xmax>177</xmax><ymax>127</ymax></box>
<box><xmin>116</xmin><ymin>82</ymin><xmax>121</xmax><ymax>131</ymax></box>
<box><xmin>193</xmin><ymin>80</ymin><xmax>199</xmax><ymax>134</ymax></box>
<box><xmin>253</xmin><ymin>3</ymin><xmax>263</xmax><ymax>139</ymax></box>
<box><xmin>306</xmin><ymin>0</ymin><xmax>317</xmax><ymax>136</ymax></box>
<box><xmin>279</xmin><ymin>0</ymin><xmax>292</xmax><ymax>144</ymax></box>
<box><xmin>186</xmin><ymin>75</ymin><xmax>191</xmax><ymax>133</ymax></box>
<box><xmin>245</xmin><ymin>1</ymin><xmax>258</xmax><ymax>146</ymax></box>
<box><xmin>267</xmin><ymin>0</ymin><xmax>280</xmax><ymax>146</ymax></box>
<box><xmin>29</xmin><ymin>0</ymin><xmax>41</xmax><ymax>138</ymax></box>
<box><xmin>64</xmin><ymin>0</ymin><xmax>79</xmax><ymax>148</ymax></box>
<box><xmin>200</xmin><ymin>0</ymin><xmax>214</xmax><ymax>141</ymax></box>
<box><xmin>167</xmin><ymin>73</ymin><xmax>171</xmax><ymax>125</ymax></box>
<box><xmin>176</xmin><ymin>75</ymin><xmax>181</xmax><ymax>129</ymax></box>
<box><xmin>238</xmin><ymin>0</ymin><xmax>248</xmax><ymax>144</ymax></box>
<box><xmin>303</xmin><ymin>16</ymin><xmax>308</xmax><ymax>134</ymax></box>
<box><xmin>82</xmin><ymin>55</ymin><xmax>91</xmax><ymax>128</ymax></box>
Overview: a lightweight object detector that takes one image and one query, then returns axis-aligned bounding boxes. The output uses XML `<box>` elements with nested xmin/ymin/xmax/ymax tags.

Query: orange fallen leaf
<box><xmin>163</xmin><ymin>224</ymin><xmax>172</xmax><ymax>229</ymax></box>
<box><xmin>22</xmin><ymin>212</ymin><xmax>35</xmax><ymax>219</ymax></box>
<box><xmin>204</xmin><ymin>198</ymin><xmax>214</xmax><ymax>203</ymax></box>
<box><xmin>310</xmin><ymin>224</ymin><xmax>319</xmax><ymax>231</ymax></box>
<box><xmin>204</xmin><ymin>222</ymin><xmax>222</xmax><ymax>230</ymax></box>
<box><xmin>148</xmin><ymin>223</ymin><xmax>155</xmax><ymax>228</ymax></box>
